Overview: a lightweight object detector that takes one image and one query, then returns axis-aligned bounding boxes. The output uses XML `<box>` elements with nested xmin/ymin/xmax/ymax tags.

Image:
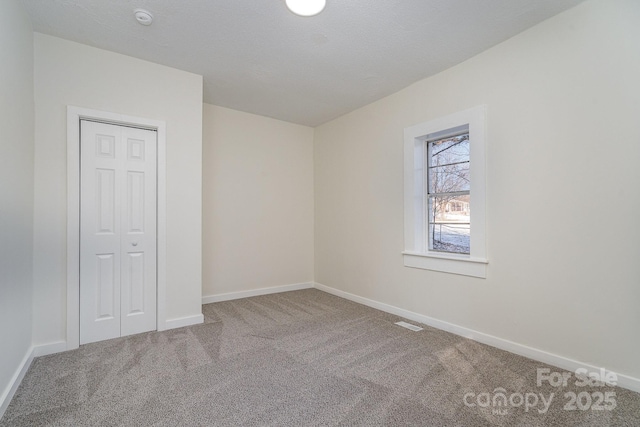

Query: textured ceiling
<box><xmin>22</xmin><ymin>0</ymin><xmax>585</xmax><ymax>126</ymax></box>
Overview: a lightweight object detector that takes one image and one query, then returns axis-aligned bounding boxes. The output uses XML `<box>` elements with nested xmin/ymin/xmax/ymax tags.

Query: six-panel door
<box><xmin>80</xmin><ymin>120</ymin><xmax>157</xmax><ymax>345</ymax></box>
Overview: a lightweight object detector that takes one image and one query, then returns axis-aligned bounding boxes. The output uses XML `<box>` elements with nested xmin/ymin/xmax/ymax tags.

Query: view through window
<box><xmin>427</xmin><ymin>133</ymin><xmax>470</xmax><ymax>254</ymax></box>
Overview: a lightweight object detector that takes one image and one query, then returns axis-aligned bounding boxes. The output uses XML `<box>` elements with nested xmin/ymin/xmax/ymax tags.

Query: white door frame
<box><xmin>66</xmin><ymin>106</ymin><xmax>167</xmax><ymax>350</ymax></box>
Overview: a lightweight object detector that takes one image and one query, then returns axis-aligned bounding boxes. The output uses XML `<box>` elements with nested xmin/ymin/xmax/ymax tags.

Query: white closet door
<box><xmin>119</xmin><ymin>126</ymin><xmax>157</xmax><ymax>337</ymax></box>
<box><xmin>80</xmin><ymin>120</ymin><xmax>157</xmax><ymax>345</ymax></box>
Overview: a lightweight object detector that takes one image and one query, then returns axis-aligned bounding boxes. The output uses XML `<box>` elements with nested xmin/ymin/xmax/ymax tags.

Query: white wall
<box><xmin>32</xmin><ymin>34</ymin><xmax>203</xmax><ymax>345</ymax></box>
<box><xmin>202</xmin><ymin>104</ymin><xmax>314</xmax><ymax>297</ymax></box>
<box><xmin>314</xmin><ymin>0</ymin><xmax>640</xmax><ymax>381</ymax></box>
<box><xmin>0</xmin><ymin>0</ymin><xmax>34</xmax><ymax>411</ymax></box>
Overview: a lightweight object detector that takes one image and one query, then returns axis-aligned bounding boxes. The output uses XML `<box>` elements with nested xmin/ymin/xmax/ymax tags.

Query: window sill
<box><xmin>402</xmin><ymin>251</ymin><xmax>487</xmax><ymax>278</ymax></box>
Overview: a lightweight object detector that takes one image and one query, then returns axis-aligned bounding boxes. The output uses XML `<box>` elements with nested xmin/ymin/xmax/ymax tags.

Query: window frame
<box><xmin>403</xmin><ymin>106</ymin><xmax>487</xmax><ymax>278</ymax></box>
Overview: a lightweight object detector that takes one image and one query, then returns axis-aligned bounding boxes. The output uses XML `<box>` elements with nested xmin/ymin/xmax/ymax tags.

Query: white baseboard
<box><xmin>313</xmin><ymin>282</ymin><xmax>640</xmax><ymax>394</ymax></box>
<box><xmin>0</xmin><ymin>340</ymin><xmax>74</xmax><ymax>419</ymax></box>
<box><xmin>163</xmin><ymin>314</ymin><xmax>204</xmax><ymax>330</ymax></box>
<box><xmin>33</xmin><ymin>341</ymin><xmax>68</xmax><ymax>357</ymax></box>
<box><xmin>202</xmin><ymin>282</ymin><xmax>314</xmax><ymax>304</ymax></box>
<box><xmin>0</xmin><ymin>347</ymin><xmax>34</xmax><ymax>419</ymax></box>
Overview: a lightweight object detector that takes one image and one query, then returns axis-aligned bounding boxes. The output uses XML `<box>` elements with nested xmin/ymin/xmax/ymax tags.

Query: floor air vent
<box><xmin>395</xmin><ymin>321</ymin><xmax>423</xmax><ymax>332</ymax></box>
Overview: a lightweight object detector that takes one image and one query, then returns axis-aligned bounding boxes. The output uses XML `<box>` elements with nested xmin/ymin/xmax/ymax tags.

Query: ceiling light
<box><xmin>134</xmin><ymin>9</ymin><xmax>153</xmax><ymax>26</ymax></box>
<box><xmin>286</xmin><ymin>0</ymin><xmax>326</xmax><ymax>17</ymax></box>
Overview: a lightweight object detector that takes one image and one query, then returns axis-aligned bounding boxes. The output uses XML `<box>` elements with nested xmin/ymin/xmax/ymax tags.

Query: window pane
<box><xmin>429</xmin><ymin>136</ymin><xmax>469</xmax><ymax>169</ymax></box>
<box><xmin>428</xmin><ymin>162</ymin><xmax>470</xmax><ymax>193</ymax></box>
<box><xmin>428</xmin><ymin>223</ymin><xmax>470</xmax><ymax>254</ymax></box>
<box><xmin>428</xmin><ymin>135</ymin><xmax>469</xmax><ymax>194</ymax></box>
<box><xmin>428</xmin><ymin>194</ymin><xmax>470</xmax><ymax>254</ymax></box>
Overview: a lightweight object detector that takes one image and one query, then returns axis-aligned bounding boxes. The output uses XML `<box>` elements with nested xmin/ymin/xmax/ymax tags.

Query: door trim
<box><xmin>66</xmin><ymin>106</ymin><xmax>167</xmax><ymax>350</ymax></box>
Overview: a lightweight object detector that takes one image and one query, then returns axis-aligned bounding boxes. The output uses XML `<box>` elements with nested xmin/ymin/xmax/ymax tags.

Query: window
<box><xmin>403</xmin><ymin>106</ymin><xmax>487</xmax><ymax>278</ymax></box>
<box><xmin>427</xmin><ymin>132</ymin><xmax>470</xmax><ymax>254</ymax></box>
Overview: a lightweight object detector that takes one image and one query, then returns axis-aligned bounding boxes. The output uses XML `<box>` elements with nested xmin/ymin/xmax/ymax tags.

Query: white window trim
<box><xmin>403</xmin><ymin>105</ymin><xmax>487</xmax><ymax>278</ymax></box>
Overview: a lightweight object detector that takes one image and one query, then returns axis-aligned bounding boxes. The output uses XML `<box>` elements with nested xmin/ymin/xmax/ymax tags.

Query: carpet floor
<box><xmin>1</xmin><ymin>289</ymin><xmax>639</xmax><ymax>426</ymax></box>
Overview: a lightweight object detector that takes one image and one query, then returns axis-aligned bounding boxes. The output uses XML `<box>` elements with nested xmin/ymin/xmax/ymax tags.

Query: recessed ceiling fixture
<box><xmin>134</xmin><ymin>9</ymin><xmax>153</xmax><ymax>26</ymax></box>
<box><xmin>286</xmin><ymin>0</ymin><xmax>326</xmax><ymax>17</ymax></box>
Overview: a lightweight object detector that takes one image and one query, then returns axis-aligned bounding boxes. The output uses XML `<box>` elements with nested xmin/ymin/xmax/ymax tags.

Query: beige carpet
<box><xmin>1</xmin><ymin>289</ymin><xmax>639</xmax><ymax>426</ymax></box>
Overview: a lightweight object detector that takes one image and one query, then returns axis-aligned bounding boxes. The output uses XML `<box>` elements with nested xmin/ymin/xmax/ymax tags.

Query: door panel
<box><xmin>120</xmin><ymin>128</ymin><xmax>156</xmax><ymax>337</ymax></box>
<box><xmin>126</xmin><ymin>172</ymin><xmax>145</xmax><ymax>233</ymax></box>
<box><xmin>126</xmin><ymin>252</ymin><xmax>145</xmax><ymax>314</ymax></box>
<box><xmin>80</xmin><ymin>120</ymin><xmax>157</xmax><ymax>345</ymax></box>
<box><xmin>96</xmin><ymin>253</ymin><xmax>117</xmax><ymax>319</ymax></box>
<box><xmin>96</xmin><ymin>168</ymin><xmax>116</xmax><ymax>234</ymax></box>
